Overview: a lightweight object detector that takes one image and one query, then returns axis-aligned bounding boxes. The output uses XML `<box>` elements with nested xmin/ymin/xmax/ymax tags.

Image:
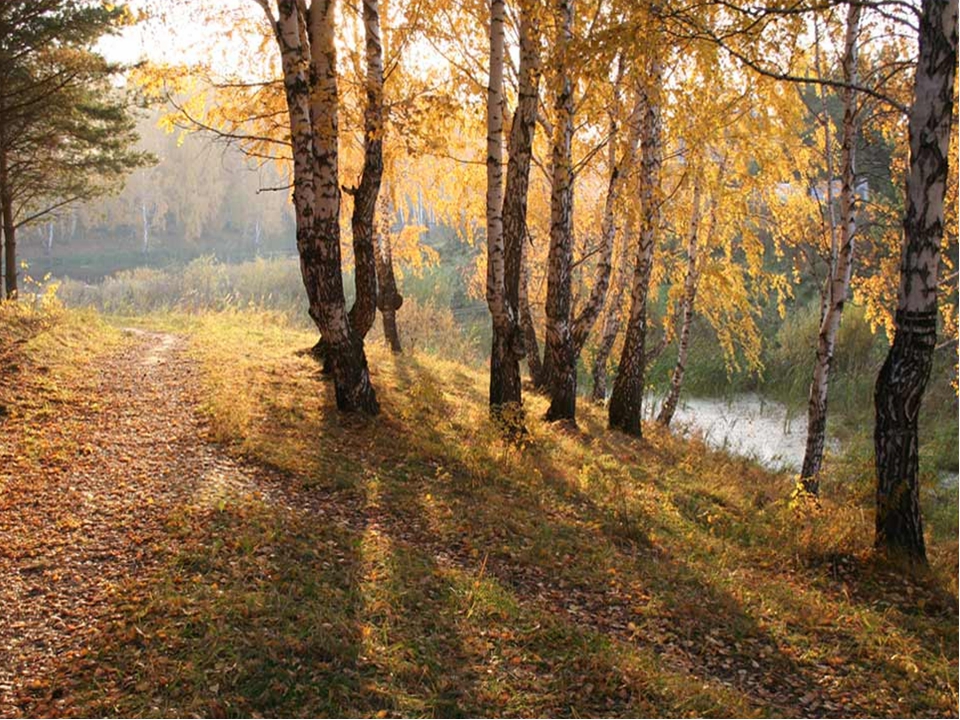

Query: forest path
<box><xmin>0</xmin><ymin>329</ymin><xmax>287</xmax><ymax>715</ymax></box>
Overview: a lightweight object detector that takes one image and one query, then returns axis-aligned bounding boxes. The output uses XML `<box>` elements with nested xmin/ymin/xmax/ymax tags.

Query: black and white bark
<box><xmin>874</xmin><ymin>0</ymin><xmax>957</xmax><ymax>563</ymax></box>
<box><xmin>799</xmin><ymin>2</ymin><xmax>862</xmax><ymax>493</ymax></box>
<box><xmin>345</xmin><ymin>0</ymin><xmax>385</xmax><ymax>341</ymax></box>
<box><xmin>486</xmin><ymin>0</ymin><xmax>526</xmax><ymax>425</ymax></box>
<box><xmin>657</xmin><ymin>168</ymin><xmax>706</xmax><ymax>427</ymax></box>
<box><xmin>608</xmin><ymin>61</ymin><xmax>663</xmax><ymax>436</ymax></box>
<box><xmin>571</xmin><ymin>75</ymin><xmax>642</xmax><ymax>362</ymax></box>
<box><xmin>590</xmin><ymin>227</ymin><xmax>632</xmax><ymax>404</ymax></box>
<box><xmin>544</xmin><ymin>0</ymin><xmax>577</xmax><ymax>423</ymax></box>
<box><xmin>259</xmin><ymin>0</ymin><xmax>379</xmax><ymax>414</ymax></box>
<box><xmin>503</xmin><ymin>0</ymin><xmax>540</xmax><ymax>404</ymax></box>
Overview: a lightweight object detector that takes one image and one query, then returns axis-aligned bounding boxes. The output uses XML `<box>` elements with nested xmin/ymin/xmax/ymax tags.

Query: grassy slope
<box><xmin>0</xmin><ymin>302</ymin><xmax>123</xmax><ymax>471</ymax></box>
<box><xmin>7</xmin><ymin>309</ymin><xmax>958</xmax><ymax>717</ymax></box>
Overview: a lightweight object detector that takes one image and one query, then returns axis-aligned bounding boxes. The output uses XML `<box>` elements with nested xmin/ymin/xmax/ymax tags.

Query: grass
<box><xmin>57</xmin><ymin>256</ymin><xmax>959</xmax><ymax>477</ymax></box>
<box><xmin>9</xmin><ymin>308</ymin><xmax>949</xmax><ymax>718</ymax></box>
<box><xmin>0</xmin><ymin>295</ymin><xmax>123</xmax><ymax>453</ymax></box>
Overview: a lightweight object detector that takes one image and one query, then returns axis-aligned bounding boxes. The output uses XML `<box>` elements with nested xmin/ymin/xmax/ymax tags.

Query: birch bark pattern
<box><xmin>590</xmin><ymin>232</ymin><xmax>631</xmax><ymax>404</ymax></box>
<box><xmin>608</xmin><ymin>63</ymin><xmax>663</xmax><ymax>435</ymax></box>
<box><xmin>263</xmin><ymin>0</ymin><xmax>378</xmax><ymax>414</ymax></box>
<box><xmin>799</xmin><ymin>2</ymin><xmax>862</xmax><ymax>492</ymax></box>
<box><xmin>375</xmin><ymin>192</ymin><xmax>403</xmax><ymax>353</ymax></box>
<box><xmin>485</xmin><ymin>0</ymin><xmax>524</xmax><ymax>423</ymax></box>
<box><xmin>501</xmin><ymin>0</ymin><xmax>541</xmax><ymax>387</ymax></box>
<box><xmin>571</xmin><ymin>78</ymin><xmax>641</xmax><ymax>361</ymax></box>
<box><xmin>346</xmin><ymin>0</ymin><xmax>385</xmax><ymax>340</ymax></box>
<box><xmin>657</xmin><ymin>169</ymin><xmax>705</xmax><ymax>427</ymax></box>
<box><xmin>544</xmin><ymin>0</ymin><xmax>577</xmax><ymax>423</ymax></box>
<box><xmin>874</xmin><ymin>0</ymin><xmax>957</xmax><ymax>563</ymax></box>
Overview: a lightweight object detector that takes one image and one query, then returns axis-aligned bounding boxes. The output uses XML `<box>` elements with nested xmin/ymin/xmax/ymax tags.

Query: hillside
<box><xmin>0</xmin><ymin>305</ymin><xmax>957</xmax><ymax>718</ymax></box>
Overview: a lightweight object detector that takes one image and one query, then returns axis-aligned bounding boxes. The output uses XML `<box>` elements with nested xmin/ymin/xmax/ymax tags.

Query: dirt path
<box><xmin>0</xmin><ymin>330</ymin><xmax>280</xmax><ymax>716</ymax></box>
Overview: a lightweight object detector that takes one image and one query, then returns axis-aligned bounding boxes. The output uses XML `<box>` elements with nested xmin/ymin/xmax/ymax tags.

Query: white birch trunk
<box><xmin>800</xmin><ymin>2</ymin><xmax>862</xmax><ymax>491</ymax></box>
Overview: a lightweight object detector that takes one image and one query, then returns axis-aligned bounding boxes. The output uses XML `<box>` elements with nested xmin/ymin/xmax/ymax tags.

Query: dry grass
<box><xmin>5</xmin><ymin>307</ymin><xmax>958</xmax><ymax>717</ymax></box>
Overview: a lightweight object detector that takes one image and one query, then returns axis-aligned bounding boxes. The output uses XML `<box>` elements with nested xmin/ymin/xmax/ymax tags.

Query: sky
<box><xmin>97</xmin><ymin>0</ymin><xmax>270</xmax><ymax>71</ymax></box>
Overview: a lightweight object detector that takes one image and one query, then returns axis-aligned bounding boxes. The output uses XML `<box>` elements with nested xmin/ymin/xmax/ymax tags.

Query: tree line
<box><xmin>236</xmin><ymin>0</ymin><xmax>954</xmax><ymax>564</ymax></box>
<box><xmin>1</xmin><ymin>0</ymin><xmax>956</xmax><ymax>566</ymax></box>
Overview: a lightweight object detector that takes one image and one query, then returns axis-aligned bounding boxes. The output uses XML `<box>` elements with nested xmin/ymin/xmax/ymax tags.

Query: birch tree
<box><xmin>799</xmin><ymin>2</ymin><xmax>863</xmax><ymax>494</ymax></box>
<box><xmin>375</xmin><ymin>190</ymin><xmax>403</xmax><ymax>353</ymax></box>
<box><xmin>608</xmin><ymin>57</ymin><xmax>664</xmax><ymax>435</ymax></box>
<box><xmin>344</xmin><ymin>0</ymin><xmax>386</xmax><ymax>342</ymax></box>
<box><xmin>590</xmin><ymin>215</ymin><xmax>633</xmax><ymax>403</ymax></box>
<box><xmin>543</xmin><ymin>0</ymin><xmax>577</xmax><ymax>423</ymax></box>
<box><xmin>487</xmin><ymin>0</ymin><xmax>540</xmax><ymax>426</ymax></box>
<box><xmin>657</xmin><ymin>166</ymin><xmax>706</xmax><ymax>427</ymax></box>
<box><xmin>874</xmin><ymin>0</ymin><xmax>957</xmax><ymax>563</ymax></box>
<box><xmin>254</xmin><ymin>0</ymin><xmax>379</xmax><ymax>414</ymax></box>
<box><xmin>486</xmin><ymin>0</ymin><xmax>521</xmax><ymax>423</ymax></box>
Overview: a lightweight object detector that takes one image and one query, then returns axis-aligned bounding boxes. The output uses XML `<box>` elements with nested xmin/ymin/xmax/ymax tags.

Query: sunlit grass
<box><xmin>10</xmin><ymin>307</ymin><xmax>958</xmax><ymax>717</ymax></box>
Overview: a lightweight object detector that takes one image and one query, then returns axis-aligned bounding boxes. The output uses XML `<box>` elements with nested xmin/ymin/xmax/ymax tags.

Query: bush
<box><xmin>56</xmin><ymin>256</ymin><xmax>486</xmax><ymax>366</ymax></box>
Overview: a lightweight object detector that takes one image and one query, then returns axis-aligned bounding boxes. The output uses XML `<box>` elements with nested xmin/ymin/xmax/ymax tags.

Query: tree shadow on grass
<box><xmin>28</xmin><ymin>346</ymin><xmax>955</xmax><ymax>717</ymax></box>
<box><xmin>349</xmin><ymin>353</ymin><xmax>832</xmax><ymax>715</ymax></box>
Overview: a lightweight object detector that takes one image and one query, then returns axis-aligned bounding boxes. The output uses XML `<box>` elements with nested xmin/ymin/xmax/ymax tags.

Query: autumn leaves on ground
<box><xmin>0</xmin><ymin>302</ymin><xmax>955</xmax><ymax>719</ymax></box>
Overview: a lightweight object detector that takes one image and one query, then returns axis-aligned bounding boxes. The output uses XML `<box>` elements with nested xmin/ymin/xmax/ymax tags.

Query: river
<box><xmin>658</xmin><ymin>393</ymin><xmax>959</xmax><ymax>487</ymax></box>
<box><xmin>652</xmin><ymin>393</ymin><xmax>829</xmax><ymax>472</ymax></box>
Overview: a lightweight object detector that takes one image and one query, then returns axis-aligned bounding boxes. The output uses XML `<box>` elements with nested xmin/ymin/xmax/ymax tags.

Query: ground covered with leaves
<box><xmin>0</xmin><ymin>307</ymin><xmax>956</xmax><ymax>718</ymax></box>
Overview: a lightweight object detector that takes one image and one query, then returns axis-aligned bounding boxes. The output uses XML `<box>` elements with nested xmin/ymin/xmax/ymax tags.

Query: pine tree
<box><xmin>0</xmin><ymin>0</ymin><xmax>151</xmax><ymax>298</ymax></box>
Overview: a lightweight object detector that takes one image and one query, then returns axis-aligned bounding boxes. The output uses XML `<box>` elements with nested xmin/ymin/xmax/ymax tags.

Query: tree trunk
<box><xmin>141</xmin><ymin>200</ymin><xmax>150</xmax><ymax>255</ymax></box>
<box><xmin>346</xmin><ymin>0</ymin><xmax>384</xmax><ymax>341</ymax></box>
<box><xmin>519</xmin><ymin>237</ymin><xmax>544</xmax><ymax>385</ymax></box>
<box><xmin>309</xmin><ymin>0</ymin><xmax>379</xmax><ymax>414</ymax></box>
<box><xmin>609</xmin><ymin>62</ymin><xmax>663</xmax><ymax>436</ymax></box>
<box><xmin>266</xmin><ymin>0</ymin><xmax>378</xmax><ymax>414</ymax></box>
<box><xmin>544</xmin><ymin>0</ymin><xmax>577</xmax><ymax>424</ymax></box>
<box><xmin>1</xmin><ymin>149</ymin><xmax>15</xmax><ymax>299</ymax></box>
<box><xmin>497</xmin><ymin>0</ymin><xmax>541</xmax><ymax>406</ymax></box>
<box><xmin>658</xmin><ymin>170</ymin><xmax>704</xmax><ymax>427</ymax></box>
<box><xmin>800</xmin><ymin>2</ymin><xmax>861</xmax><ymax>493</ymax></box>
<box><xmin>874</xmin><ymin>0</ymin><xmax>956</xmax><ymax>564</ymax></box>
<box><xmin>485</xmin><ymin>0</ymin><xmax>524</xmax><ymax>425</ymax></box>
<box><xmin>590</xmin><ymin>244</ymin><xmax>630</xmax><ymax>404</ymax></box>
<box><xmin>375</xmin><ymin>192</ymin><xmax>403</xmax><ymax>353</ymax></box>
<box><xmin>571</xmin><ymin>82</ymin><xmax>641</xmax><ymax>365</ymax></box>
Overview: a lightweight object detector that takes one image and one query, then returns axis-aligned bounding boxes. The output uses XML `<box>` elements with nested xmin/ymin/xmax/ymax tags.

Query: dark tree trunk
<box><xmin>346</xmin><ymin>0</ymin><xmax>385</xmax><ymax>341</ymax></box>
<box><xmin>874</xmin><ymin>311</ymin><xmax>934</xmax><ymax>562</ymax></box>
<box><xmin>519</xmin><ymin>238</ymin><xmax>544</xmax><ymax>385</ymax></box>
<box><xmin>609</xmin><ymin>61</ymin><xmax>663</xmax><ymax>436</ymax></box>
<box><xmin>544</xmin><ymin>0</ymin><xmax>577</xmax><ymax>424</ymax></box>
<box><xmin>2</xmin><ymin>186</ymin><xmax>14</xmax><ymax>300</ymax></box>
<box><xmin>381</xmin><ymin>306</ymin><xmax>402</xmax><ymax>352</ymax></box>
<box><xmin>1</xmin><ymin>147</ymin><xmax>15</xmax><ymax>300</ymax></box>
<box><xmin>332</xmin><ymin>333</ymin><xmax>381</xmax><ymax>414</ymax></box>
<box><xmin>874</xmin><ymin>0</ymin><xmax>956</xmax><ymax>564</ymax></box>
<box><xmin>375</xmin><ymin>194</ymin><xmax>403</xmax><ymax>353</ymax></box>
